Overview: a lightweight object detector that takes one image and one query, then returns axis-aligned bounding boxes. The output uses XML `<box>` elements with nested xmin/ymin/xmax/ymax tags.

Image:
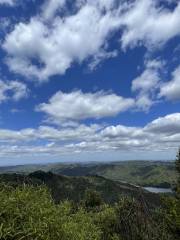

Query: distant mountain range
<box><xmin>0</xmin><ymin>160</ymin><xmax>177</xmax><ymax>187</ymax></box>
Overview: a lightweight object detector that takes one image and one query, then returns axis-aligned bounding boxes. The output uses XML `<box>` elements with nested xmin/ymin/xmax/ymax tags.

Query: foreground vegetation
<box><xmin>0</xmin><ymin>183</ymin><xmax>179</xmax><ymax>240</ymax></box>
<box><xmin>0</xmin><ymin>151</ymin><xmax>179</xmax><ymax>239</ymax></box>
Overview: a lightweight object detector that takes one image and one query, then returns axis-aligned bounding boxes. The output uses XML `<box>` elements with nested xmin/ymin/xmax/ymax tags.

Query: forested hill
<box><xmin>0</xmin><ymin>161</ymin><xmax>177</xmax><ymax>187</ymax></box>
<box><xmin>0</xmin><ymin>171</ymin><xmax>161</xmax><ymax>207</ymax></box>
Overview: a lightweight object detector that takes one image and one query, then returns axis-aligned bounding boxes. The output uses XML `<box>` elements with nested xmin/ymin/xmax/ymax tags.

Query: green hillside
<box><xmin>0</xmin><ymin>171</ymin><xmax>161</xmax><ymax>206</ymax></box>
<box><xmin>0</xmin><ymin>161</ymin><xmax>177</xmax><ymax>187</ymax></box>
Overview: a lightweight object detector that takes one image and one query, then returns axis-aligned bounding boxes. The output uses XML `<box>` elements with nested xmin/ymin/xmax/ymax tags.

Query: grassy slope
<box><xmin>0</xmin><ymin>161</ymin><xmax>177</xmax><ymax>187</ymax></box>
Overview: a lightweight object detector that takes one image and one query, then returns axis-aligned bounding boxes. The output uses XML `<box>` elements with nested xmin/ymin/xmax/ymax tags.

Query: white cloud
<box><xmin>99</xmin><ymin>113</ymin><xmax>180</xmax><ymax>152</ymax></box>
<box><xmin>0</xmin><ymin>113</ymin><xmax>179</xmax><ymax>158</ymax></box>
<box><xmin>37</xmin><ymin>90</ymin><xmax>135</xmax><ymax>123</ymax></box>
<box><xmin>120</xmin><ymin>0</ymin><xmax>180</xmax><ymax>49</ymax></box>
<box><xmin>132</xmin><ymin>68</ymin><xmax>160</xmax><ymax>93</ymax></box>
<box><xmin>101</xmin><ymin>125</ymin><xmax>142</xmax><ymax>139</ymax></box>
<box><xmin>0</xmin><ymin>128</ymin><xmax>35</xmax><ymax>142</ymax></box>
<box><xmin>3</xmin><ymin>2</ymin><xmax>121</xmax><ymax>81</ymax></box>
<box><xmin>132</xmin><ymin>59</ymin><xmax>163</xmax><ymax>111</ymax></box>
<box><xmin>135</xmin><ymin>95</ymin><xmax>154</xmax><ymax>112</ymax></box>
<box><xmin>160</xmin><ymin>65</ymin><xmax>180</xmax><ymax>100</ymax></box>
<box><xmin>0</xmin><ymin>80</ymin><xmax>28</xmax><ymax>103</ymax></box>
<box><xmin>88</xmin><ymin>50</ymin><xmax>118</xmax><ymax>71</ymax></box>
<box><xmin>0</xmin><ymin>124</ymin><xmax>101</xmax><ymax>143</ymax></box>
<box><xmin>3</xmin><ymin>0</ymin><xmax>180</xmax><ymax>81</ymax></box>
<box><xmin>37</xmin><ymin>124</ymin><xmax>102</xmax><ymax>142</ymax></box>
<box><xmin>145</xmin><ymin>113</ymin><xmax>180</xmax><ymax>134</ymax></box>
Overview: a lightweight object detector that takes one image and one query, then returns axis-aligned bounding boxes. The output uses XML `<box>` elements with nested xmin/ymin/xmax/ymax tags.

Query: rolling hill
<box><xmin>0</xmin><ymin>171</ymin><xmax>162</xmax><ymax>207</ymax></box>
<box><xmin>0</xmin><ymin>160</ymin><xmax>177</xmax><ymax>187</ymax></box>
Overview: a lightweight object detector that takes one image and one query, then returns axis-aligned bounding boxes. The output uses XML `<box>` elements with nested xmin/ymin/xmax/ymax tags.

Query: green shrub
<box><xmin>94</xmin><ymin>196</ymin><xmax>173</xmax><ymax>240</ymax></box>
<box><xmin>0</xmin><ymin>183</ymin><xmax>101</xmax><ymax>240</ymax></box>
<box><xmin>113</xmin><ymin>196</ymin><xmax>173</xmax><ymax>240</ymax></box>
<box><xmin>83</xmin><ymin>189</ymin><xmax>103</xmax><ymax>209</ymax></box>
<box><xmin>94</xmin><ymin>204</ymin><xmax>119</xmax><ymax>240</ymax></box>
<box><xmin>162</xmin><ymin>196</ymin><xmax>180</xmax><ymax>239</ymax></box>
<box><xmin>0</xmin><ymin>183</ymin><xmax>177</xmax><ymax>240</ymax></box>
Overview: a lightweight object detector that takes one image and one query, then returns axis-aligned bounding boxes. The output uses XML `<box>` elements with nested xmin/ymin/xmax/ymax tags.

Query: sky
<box><xmin>0</xmin><ymin>0</ymin><xmax>180</xmax><ymax>166</ymax></box>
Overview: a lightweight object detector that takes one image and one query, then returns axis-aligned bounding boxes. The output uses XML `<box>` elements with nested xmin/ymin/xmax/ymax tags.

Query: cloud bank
<box><xmin>0</xmin><ymin>113</ymin><xmax>179</xmax><ymax>159</ymax></box>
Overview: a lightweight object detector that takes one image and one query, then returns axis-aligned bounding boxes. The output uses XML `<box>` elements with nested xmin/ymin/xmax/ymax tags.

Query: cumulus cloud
<box><xmin>120</xmin><ymin>0</ymin><xmax>180</xmax><ymax>49</ymax></box>
<box><xmin>3</xmin><ymin>0</ymin><xmax>180</xmax><ymax>81</ymax></box>
<box><xmin>100</xmin><ymin>113</ymin><xmax>180</xmax><ymax>152</ymax></box>
<box><xmin>0</xmin><ymin>80</ymin><xmax>28</xmax><ymax>103</ymax></box>
<box><xmin>145</xmin><ymin>113</ymin><xmax>180</xmax><ymax>134</ymax></box>
<box><xmin>160</xmin><ymin>65</ymin><xmax>180</xmax><ymax>100</ymax></box>
<box><xmin>3</xmin><ymin>1</ymin><xmax>121</xmax><ymax>81</ymax></box>
<box><xmin>36</xmin><ymin>90</ymin><xmax>135</xmax><ymax>123</ymax></box>
<box><xmin>0</xmin><ymin>113</ymin><xmax>179</xmax><ymax>158</ymax></box>
<box><xmin>101</xmin><ymin>125</ymin><xmax>143</xmax><ymax>139</ymax></box>
<box><xmin>0</xmin><ymin>124</ymin><xmax>101</xmax><ymax>143</ymax></box>
<box><xmin>131</xmin><ymin>59</ymin><xmax>163</xmax><ymax>111</ymax></box>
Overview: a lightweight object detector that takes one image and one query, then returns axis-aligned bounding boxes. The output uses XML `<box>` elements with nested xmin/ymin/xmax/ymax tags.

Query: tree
<box><xmin>83</xmin><ymin>189</ymin><xmax>103</xmax><ymax>209</ymax></box>
<box><xmin>175</xmin><ymin>147</ymin><xmax>180</xmax><ymax>195</ymax></box>
<box><xmin>175</xmin><ymin>147</ymin><xmax>180</xmax><ymax>174</ymax></box>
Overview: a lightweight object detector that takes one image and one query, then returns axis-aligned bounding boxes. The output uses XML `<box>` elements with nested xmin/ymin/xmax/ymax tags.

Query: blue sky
<box><xmin>0</xmin><ymin>0</ymin><xmax>180</xmax><ymax>165</ymax></box>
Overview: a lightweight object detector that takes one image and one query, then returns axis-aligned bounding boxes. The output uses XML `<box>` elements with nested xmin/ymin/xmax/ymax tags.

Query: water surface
<box><xmin>144</xmin><ymin>187</ymin><xmax>172</xmax><ymax>193</ymax></box>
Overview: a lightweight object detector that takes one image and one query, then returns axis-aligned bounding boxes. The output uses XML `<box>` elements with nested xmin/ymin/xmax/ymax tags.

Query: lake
<box><xmin>144</xmin><ymin>187</ymin><xmax>172</xmax><ymax>193</ymax></box>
